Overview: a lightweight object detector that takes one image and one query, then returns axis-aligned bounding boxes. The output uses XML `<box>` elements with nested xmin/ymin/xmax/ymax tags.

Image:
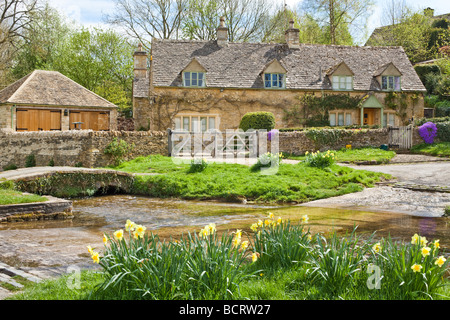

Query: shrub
<box><xmin>435</xmin><ymin>100</ymin><xmax>450</xmax><ymax>117</ymax></box>
<box><xmin>239</xmin><ymin>112</ymin><xmax>275</xmax><ymax>132</ymax></box>
<box><xmin>104</xmin><ymin>138</ymin><xmax>135</xmax><ymax>166</ymax></box>
<box><xmin>25</xmin><ymin>154</ymin><xmax>36</xmax><ymax>168</ymax></box>
<box><xmin>188</xmin><ymin>158</ymin><xmax>208</xmax><ymax>173</ymax></box>
<box><xmin>436</xmin><ymin>121</ymin><xmax>450</xmax><ymax>142</ymax></box>
<box><xmin>304</xmin><ymin>150</ymin><xmax>336</xmax><ymax>168</ymax></box>
<box><xmin>418</xmin><ymin>122</ymin><xmax>438</xmax><ymax>144</ymax></box>
<box><xmin>3</xmin><ymin>163</ymin><xmax>17</xmax><ymax>171</ymax></box>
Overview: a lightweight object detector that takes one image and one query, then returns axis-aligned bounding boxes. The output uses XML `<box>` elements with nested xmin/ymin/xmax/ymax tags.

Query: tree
<box><xmin>301</xmin><ymin>0</ymin><xmax>373</xmax><ymax>45</ymax></box>
<box><xmin>105</xmin><ymin>0</ymin><xmax>187</xmax><ymax>49</ymax></box>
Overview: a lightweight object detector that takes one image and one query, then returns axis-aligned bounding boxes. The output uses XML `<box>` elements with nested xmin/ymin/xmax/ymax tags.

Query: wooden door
<box><xmin>69</xmin><ymin>111</ymin><xmax>110</xmax><ymax>131</ymax></box>
<box><xmin>16</xmin><ymin>109</ymin><xmax>60</xmax><ymax>131</ymax></box>
<box><xmin>363</xmin><ymin>109</ymin><xmax>375</xmax><ymax>125</ymax></box>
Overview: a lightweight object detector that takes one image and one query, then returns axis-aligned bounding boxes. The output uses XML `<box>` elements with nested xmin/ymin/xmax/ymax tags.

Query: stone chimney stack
<box><xmin>133</xmin><ymin>43</ymin><xmax>148</xmax><ymax>79</ymax></box>
<box><xmin>217</xmin><ymin>17</ymin><xmax>228</xmax><ymax>46</ymax></box>
<box><xmin>285</xmin><ymin>19</ymin><xmax>300</xmax><ymax>49</ymax></box>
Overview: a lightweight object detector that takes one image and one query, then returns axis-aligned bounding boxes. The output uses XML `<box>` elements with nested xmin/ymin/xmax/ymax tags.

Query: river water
<box><xmin>0</xmin><ymin>195</ymin><xmax>448</xmax><ymax>272</ymax></box>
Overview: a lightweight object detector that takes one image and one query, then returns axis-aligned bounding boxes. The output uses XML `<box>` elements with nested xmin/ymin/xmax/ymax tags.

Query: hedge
<box><xmin>239</xmin><ymin>112</ymin><xmax>276</xmax><ymax>132</ymax></box>
<box><xmin>436</xmin><ymin>121</ymin><xmax>450</xmax><ymax>142</ymax></box>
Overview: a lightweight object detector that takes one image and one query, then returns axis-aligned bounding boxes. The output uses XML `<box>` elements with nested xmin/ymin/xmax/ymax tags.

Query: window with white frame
<box><xmin>264</xmin><ymin>73</ymin><xmax>285</xmax><ymax>89</ymax></box>
<box><xmin>329</xmin><ymin>111</ymin><xmax>353</xmax><ymax>126</ymax></box>
<box><xmin>381</xmin><ymin>76</ymin><xmax>400</xmax><ymax>91</ymax></box>
<box><xmin>332</xmin><ymin>75</ymin><xmax>353</xmax><ymax>90</ymax></box>
<box><xmin>183</xmin><ymin>72</ymin><xmax>206</xmax><ymax>87</ymax></box>
<box><xmin>174</xmin><ymin>115</ymin><xmax>217</xmax><ymax>132</ymax></box>
<box><xmin>383</xmin><ymin>113</ymin><xmax>395</xmax><ymax>127</ymax></box>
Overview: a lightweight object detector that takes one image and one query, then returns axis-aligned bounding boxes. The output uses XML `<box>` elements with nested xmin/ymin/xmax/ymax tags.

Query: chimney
<box><xmin>217</xmin><ymin>17</ymin><xmax>228</xmax><ymax>46</ymax></box>
<box><xmin>285</xmin><ymin>19</ymin><xmax>300</xmax><ymax>49</ymax></box>
<box><xmin>133</xmin><ymin>43</ymin><xmax>148</xmax><ymax>79</ymax></box>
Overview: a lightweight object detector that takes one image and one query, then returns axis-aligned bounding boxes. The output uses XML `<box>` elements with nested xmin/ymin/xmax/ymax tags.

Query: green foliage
<box><xmin>415</xmin><ymin>116</ymin><xmax>450</xmax><ymax>126</ymax></box>
<box><xmin>436</xmin><ymin>121</ymin><xmax>450</xmax><ymax>142</ymax></box>
<box><xmin>0</xmin><ymin>189</ymin><xmax>47</xmax><ymax>205</ymax></box>
<box><xmin>411</xmin><ymin>142</ymin><xmax>450</xmax><ymax>157</ymax></box>
<box><xmin>250</xmin><ymin>152</ymin><xmax>283</xmax><ymax>172</ymax></box>
<box><xmin>0</xmin><ymin>180</ymin><xmax>15</xmax><ymax>190</ymax></box>
<box><xmin>126</xmin><ymin>155</ymin><xmax>386</xmax><ymax>203</ymax></box>
<box><xmin>2</xmin><ymin>163</ymin><xmax>17</xmax><ymax>171</ymax></box>
<box><xmin>104</xmin><ymin>138</ymin><xmax>135</xmax><ymax>166</ymax></box>
<box><xmin>239</xmin><ymin>112</ymin><xmax>276</xmax><ymax>132</ymax></box>
<box><xmin>25</xmin><ymin>154</ymin><xmax>36</xmax><ymax>168</ymax></box>
<box><xmin>304</xmin><ymin>150</ymin><xmax>336</xmax><ymax>168</ymax></box>
<box><xmin>284</xmin><ymin>94</ymin><xmax>361</xmax><ymax>127</ymax></box>
<box><xmin>435</xmin><ymin>100</ymin><xmax>450</xmax><ymax>117</ymax></box>
<box><xmin>187</xmin><ymin>158</ymin><xmax>208</xmax><ymax>173</ymax></box>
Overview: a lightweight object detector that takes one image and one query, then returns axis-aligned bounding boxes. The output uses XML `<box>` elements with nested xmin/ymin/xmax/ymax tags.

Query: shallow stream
<box><xmin>0</xmin><ymin>195</ymin><xmax>448</xmax><ymax>271</ymax></box>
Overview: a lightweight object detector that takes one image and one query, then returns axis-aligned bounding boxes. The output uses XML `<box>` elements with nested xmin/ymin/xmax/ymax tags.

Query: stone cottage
<box><xmin>0</xmin><ymin>70</ymin><xmax>118</xmax><ymax>132</ymax></box>
<box><xmin>133</xmin><ymin>19</ymin><xmax>426</xmax><ymax>131</ymax></box>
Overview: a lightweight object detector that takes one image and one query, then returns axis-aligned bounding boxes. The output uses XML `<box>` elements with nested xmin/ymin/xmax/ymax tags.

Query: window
<box><xmin>332</xmin><ymin>76</ymin><xmax>352</xmax><ymax>90</ymax></box>
<box><xmin>329</xmin><ymin>111</ymin><xmax>353</xmax><ymax>126</ymax></box>
<box><xmin>383</xmin><ymin>113</ymin><xmax>395</xmax><ymax>127</ymax></box>
<box><xmin>264</xmin><ymin>73</ymin><xmax>285</xmax><ymax>89</ymax></box>
<box><xmin>381</xmin><ymin>76</ymin><xmax>400</xmax><ymax>91</ymax></box>
<box><xmin>174</xmin><ymin>115</ymin><xmax>217</xmax><ymax>132</ymax></box>
<box><xmin>183</xmin><ymin>72</ymin><xmax>205</xmax><ymax>87</ymax></box>
<box><xmin>329</xmin><ymin>113</ymin><xmax>336</xmax><ymax>126</ymax></box>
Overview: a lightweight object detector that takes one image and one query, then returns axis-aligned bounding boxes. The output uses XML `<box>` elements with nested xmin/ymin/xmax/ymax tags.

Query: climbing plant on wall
<box><xmin>283</xmin><ymin>93</ymin><xmax>362</xmax><ymax>127</ymax></box>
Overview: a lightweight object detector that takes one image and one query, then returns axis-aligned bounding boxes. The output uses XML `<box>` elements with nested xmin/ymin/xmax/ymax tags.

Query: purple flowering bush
<box><xmin>418</xmin><ymin>122</ymin><xmax>437</xmax><ymax>144</ymax></box>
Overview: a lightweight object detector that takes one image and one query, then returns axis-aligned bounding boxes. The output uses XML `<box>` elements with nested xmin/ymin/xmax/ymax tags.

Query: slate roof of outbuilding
<box><xmin>149</xmin><ymin>39</ymin><xmax>426</xmax><ymax>93</ymax></box>
<box><xmin>0</xmin><ymin>70</ymin><xmax>117</xmax><ymax>108</ymax></box>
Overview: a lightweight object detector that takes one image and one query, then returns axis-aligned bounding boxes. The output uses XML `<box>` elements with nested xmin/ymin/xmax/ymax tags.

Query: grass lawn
<box><xmin>112</xmin><ymin>155</ymin><xmax>390</xmax><ymax>203</ymax></box>
<box><xmin>0</xmin><ymin>188</ymin><xmax>47</xmax><ymax>205</ymax></box>
<box><xmin>410</xmin><ymin>142</ymin><xmax>450</xmax><ymax>157</ymax></box>
<box><xmin>283</xmin><ymin>147</ymin><xmax>396</xmax><ymax>163</ymax></box>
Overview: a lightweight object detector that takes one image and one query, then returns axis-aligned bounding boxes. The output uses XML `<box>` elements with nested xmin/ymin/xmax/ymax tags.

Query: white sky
<box><xmin>48</xmin><ymin>0</ymin><xmax>450</xmax><ymax>43</ymax></box>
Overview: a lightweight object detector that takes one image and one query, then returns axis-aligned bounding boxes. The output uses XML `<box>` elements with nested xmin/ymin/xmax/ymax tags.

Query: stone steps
<box><xmin>0</xmin><ymin>261</ymin><xmax>45</xmax><ymax>299</ymax></box>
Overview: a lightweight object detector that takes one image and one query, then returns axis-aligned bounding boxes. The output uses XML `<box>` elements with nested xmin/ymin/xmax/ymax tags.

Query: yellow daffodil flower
<box><xmin>87</xmin><ymin>245</ymin><xmax>94</xmax><ymax>255</ymax></box>
<box><xmin>250</xmin><ymin>223</ymin><xmax>258</xmax><ymax>232</ymax></box>
<box><xmin>268</xmin><ymin>212</ymin><xmax>274</xmax><ymax>219</ymax></box>
<box><xmin>232</xmin><ymin>235</ymin><xmax>241</xmax><ymax>248</ymax></box>
<box><xmin>433</xmin><ymin>240</ymin><xmax>440</xmax><ymax>249</ymax></box>
<box><xmin>102</xmin><ymin>234</ymin><xmax>108</xmax><ymax>245</ymax></box>
<box><xmin>372</xmin><ymin>243</ymin><xmax>382</xmax><ymax>254</ymax></box>
<box><xmin>91</xmin><ymin>251</ymin><xmax>100</xmax><ymax>264</ymax></box>
<box><xmin>421</xmin><ymin>246</ymin><xmax>431</xmax><ymax>258</ymax></box>
<box><xmin>252</xmin><ymin>252</ymin><xmax>259</xmax><ymax>263</ymax></box>
<box><xmin>420</xmin><ymin>236</ymin><xmax>428</xmax><ymax>247</ymax></box>
<box><xmin>411</xmin><ymin>234</ymin><xmax>420</xmax><ymax>245</ymax></box>
<box><xmin>301</xmin><ymin>215</ymin><xmax>309</xmax><ymax>223</ymax></box>
<box><xmin>435</xmin><ymin>256</ymin><xmax>446</xmax><ymax>268</ymax></box>
<box><xmin>241</xmin><ymin>241</ymin><xmax>249</xmax><ymax>251</ymax></box>
<box><xmin>125</xmin><ymin>219</ymin><xmax>136</xmax><ymax>232</ymax></box>
<box><xmin>411</xmin><ymin>263</ymin><xmax>422</xmax><ymax>273</ymax></box>
<box><xmin>114</xmin><ymin>229</ymin><xmax>124</xmax><ymax>241</ymax></box>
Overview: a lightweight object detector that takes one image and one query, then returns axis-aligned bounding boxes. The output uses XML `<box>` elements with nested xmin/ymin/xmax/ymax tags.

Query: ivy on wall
<box><xmin>384</xmin><ymin>92</ymin><xmax>420</xmax><ymax>125</ymax></box>
<box><xmin>283</xmin><ymin>93</ymin><xmax>362</xmax><ymax>127</ymax></box>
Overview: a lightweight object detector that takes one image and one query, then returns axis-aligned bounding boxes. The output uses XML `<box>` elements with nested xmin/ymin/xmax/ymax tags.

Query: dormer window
<box><xmin>332</xmin><ymin>76</ymin><xmax>353</xmax><ymax>90</ymax></box>
<box><xmin>183</xmin><ymin>71</ymin><xmax>205</xmax><ymax>87</ymax></box>
<box><xmin>327</xmin><ymin>61</ymin><xmax>354</xmax><ymax>91</ymax></box>
<box><xmin>264</xmin><ymin>73</ymin><xmax>285</xmax><ymax>89</ymax></box>
<box><xmin>381</xmin><ymin>76</ymin><xmax>401</xmax><ymax>91</ymax></box>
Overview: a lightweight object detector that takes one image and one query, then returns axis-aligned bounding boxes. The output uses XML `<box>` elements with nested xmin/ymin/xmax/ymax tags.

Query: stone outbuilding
<box><xmin>0</xmin><ymin>70</ymin><xmax>118</xmax><ymax>132</ymax></box>
<box><xmin>133</xmin><ymin>19</ymin><xmax>426</xmax><ymax>131</ymax></box>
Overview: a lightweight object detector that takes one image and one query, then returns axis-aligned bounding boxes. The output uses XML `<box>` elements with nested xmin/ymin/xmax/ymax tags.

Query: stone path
<box><xmin>0</xmin><ymin>261</ymin><xmax>46</xmax><ymax>299</ymax></box>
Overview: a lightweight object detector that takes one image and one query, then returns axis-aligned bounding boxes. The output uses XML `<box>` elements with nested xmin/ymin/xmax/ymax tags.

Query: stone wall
<box><xmin>0</xmin><ymin>130</ymin><xmax>168</xmax><ymax>169</ymax></box>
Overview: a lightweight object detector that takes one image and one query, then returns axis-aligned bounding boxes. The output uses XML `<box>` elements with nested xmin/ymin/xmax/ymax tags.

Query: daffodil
<box><xmin>301</xmin><ymin>215</ymin><xmax>309</xmax><ymax>223</ymax></box>
<box><xmin>207</xmin><ymin>223</ymin><xmax>216</xmax><ymax>234</ymax></box>
<box><xmin>125</xmin><ymin>219</ymin><xmax>136</xmax><ymax>232</ymax></box>
<box><xmin>234</xmin><ymin>229</ymin><xmax>242</xmax><ymax>238</ymax></box>
<box><xmin>421</xmin><ymin>246</ymin><xmax>431</xmax><ymax>258</ymax></box>
<box><xmin>277</xmin><ymin>217</ymin><xmax>282</xmax><ymax>225</ymax></box>
<box><xmin>307</xmin><ymin>234</ymin><xmax>312</xmax><ymax>241</ymax></box>
<box><xmin>268</xmin><ymin>212</ymin><xmax>274</xmax><ymax>219</ymax></box>
<box><xmin>435</xmin><ymin>256</ymin><xmax>446</xmax><ymax>268</ymax></box>
<box><xmin>372</xmin><ymin>242</ymin><xmax>382</xmax><ymax>254</ymax></box>
<box><xmin>232</xmin><ymin>235</ymin><xmax>241</xmax><ymax>248</ymax></box>
<box><xmin>91</xmin><ymin>251</ymin><xmax>100</xmax><ymax>264</ymax></box>
<box><xmin>264</xmin><ymin>219</ymin><xmax>271</xmax><ymax>227</ymax></box>
<box><xmin>257</xmin><ymin>219</ymin><xmax>263</xmax><ymax>227</ymax></box>
<box><xmin>250</xmin><ymin>223</ymin><xmax>258</xmax><ymax>232</ymax></box>
<box><xmin>411</xmin><ymin>234</ymin><xmax>420</xmax><ymax>245</ymax></box>
<box><xmin>433</xmin><ymin>240</ymin><xmax>440</xmax><ymax>249</ymax></box>
<box><xmin>87</xmin><ymin>245</ymin><xmax>94</xmax><ymax>255</ymax></box>
<box><xmin>241</xmin><ymin>241</ymin><xmax>249</xmax><ymax>251</ymax></box>
<box><xmin>114</xmin><ymin>229</ymin><xmax>124</xmax><ymax>241</ymax></box>
<box><xmin>411</xmin><ymin>263</ymin><xmax>422</xmax><ymax>273</ymax></box>
<box><xmin>252</xmin><ymin>252</ymin><xmax>259</xmax><ymax>263</ymax></box>
<box><xmin>135</xmin><ymin>224</ymin><xmax>146</xmax><ymax>237</ymax></box>
<box><xmin>420</xmin><ymin>236</ymin><xmax>428</xmax><ymax>247</ymax></box>
<box><xmin>102</xmin><ymin>234</ymin><xmax>108</xmax><ymax>245</ymax></box>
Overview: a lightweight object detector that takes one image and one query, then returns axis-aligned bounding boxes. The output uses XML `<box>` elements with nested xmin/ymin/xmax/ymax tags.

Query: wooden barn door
<box><xmin>16</xmin><ymin>109</ymin><xmax>61</xmax><ymax>131</ymax></box>
<box><xmin>69</xmin><ymin>111</ymin><xmax>110</xmax><ymax>131</ymax></box>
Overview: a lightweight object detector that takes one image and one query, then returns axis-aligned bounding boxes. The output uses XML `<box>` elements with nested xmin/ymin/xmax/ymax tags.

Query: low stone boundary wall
<box><xmin>0</xmin><ymin>195</ymin><xmax>73</xmax><ymax>222</ymax></box>
<box><xmin>0</xmin><ymin>130</ymin><xmax>167</xmax><ymax>169</ymax></box>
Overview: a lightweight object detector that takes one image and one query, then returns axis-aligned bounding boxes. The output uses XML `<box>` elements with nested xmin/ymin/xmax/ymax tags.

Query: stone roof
<box><xmin>0</xmin><ymin>70</ymin><xmax>117</xmax><ymax>108</ymax></box>
<box><xmin>150</xmin><ymin>39</ymin><xmax>426</xmax><ymax>92</ymax></box>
